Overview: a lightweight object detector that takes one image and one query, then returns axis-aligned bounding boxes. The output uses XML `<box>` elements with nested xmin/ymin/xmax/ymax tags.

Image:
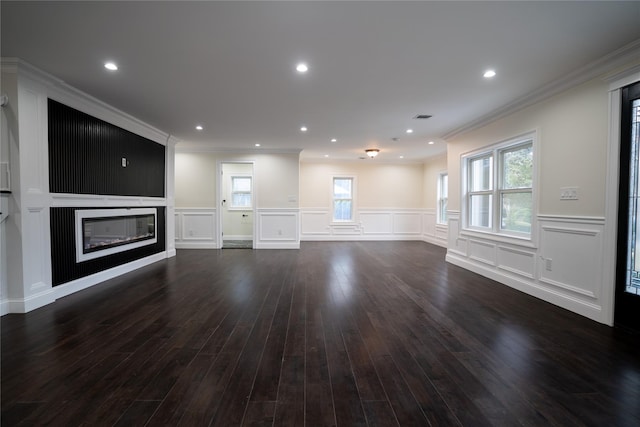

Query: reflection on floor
<box><xmin>223</xmin><ymin>240</ymin><xmax>253</xmax><ymax>249</ymax></box>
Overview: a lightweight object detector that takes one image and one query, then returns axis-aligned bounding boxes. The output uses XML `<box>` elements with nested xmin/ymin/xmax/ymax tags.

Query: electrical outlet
<box><xmin>560</xmin><ymin>187</ymin><xmax>578</xmax><ymax>200</ymax></box>
<box><xmin>121</xmin><ymin>157</ymin><xmax>127</xmax><ymax>168</ymax></box>
<box><xmin>545</xmin><ymin>258</ymin><xmax>552</xmax><ymax>271</ymax></box>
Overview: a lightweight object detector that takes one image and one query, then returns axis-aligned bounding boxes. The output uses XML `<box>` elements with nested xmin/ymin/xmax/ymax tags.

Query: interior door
<box><xmin>615</xmin><ymin>80</ymin><xmax>640</xmax><ymax>331</ymax></box>
<box><xmin>221</xmin><ymin>162</ymin><xmax>254</xmax><ymax>249</ymax></box>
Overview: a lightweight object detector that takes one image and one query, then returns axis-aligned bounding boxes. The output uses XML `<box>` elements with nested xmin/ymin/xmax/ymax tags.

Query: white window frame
<box><xmin>461</xmin><ymin>132</ymin><xmax>537</xmax><ymax>243</ymax></box>
<box><xmin>437</xmin><ymin>172</ymin><xmax>448</xmax><ymax>225</ymax></box>
<box><xmin>229</xmin><ymin>175</ymin><xmax>253</xmax><ymax>210</ymax></box>
<box><xmin>332</xmin><ymin>175</ymin><xmax>356</xmax><ymax>223</ymax></box>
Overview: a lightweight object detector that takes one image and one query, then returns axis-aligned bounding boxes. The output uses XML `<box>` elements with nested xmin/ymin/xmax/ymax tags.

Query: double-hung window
<box><xmin>333</xmin><ymin>177</ymin><xmax>354</xmax><ymax>222</ymax></box>
<box><xmin>230</xmin><ymin>176</ymin><xmax>252</xmax><ymax>208</ymax></box>
<box><xmin>437</xmin><ymin>172</ymin><xmax>448</xmax><ymax>224</ymax></box>
<box><xmin>464</xmin><ymin>134</ymin><xmax>534</xmax><ymax>237</ymax></box>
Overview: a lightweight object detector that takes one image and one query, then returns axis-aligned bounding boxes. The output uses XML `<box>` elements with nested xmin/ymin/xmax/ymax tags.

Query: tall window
<box><xmin>437</xmin><ymin>172</ymin><xmax>448</xmax><ymax>224</ymax></box>
<box><xmin>333</xmin><ymin>177</ymin><xmax>354</xmax><ymax>221</ymax></box>
<box><xmin>230</xmin><ymin>176</ymin><xmax>252</xmax><ymax>208</ymax></box>
<box><xmin>464</xmin><ymin>134</ymin><xmax>534</xmax><ymax>237</ymax></box>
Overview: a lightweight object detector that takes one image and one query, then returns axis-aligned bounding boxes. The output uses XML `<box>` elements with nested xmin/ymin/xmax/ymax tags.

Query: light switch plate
<box><xmin>560</xmin><ymin>187</ymin><xmax>578</xmax><ymax>200</ymax></box>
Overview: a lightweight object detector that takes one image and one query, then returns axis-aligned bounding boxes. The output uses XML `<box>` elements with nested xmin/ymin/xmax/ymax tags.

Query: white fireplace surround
<box><xmin>75</xmin><ymin>208</ymin><xmax>158</xmax><ymax>262</ymax></box>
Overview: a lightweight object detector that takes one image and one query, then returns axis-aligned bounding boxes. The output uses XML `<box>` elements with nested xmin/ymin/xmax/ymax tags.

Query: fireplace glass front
<box><xmin>75</xmin><ymin>208</ymin><xmax>158</xmax><ymax>262</ymax></box>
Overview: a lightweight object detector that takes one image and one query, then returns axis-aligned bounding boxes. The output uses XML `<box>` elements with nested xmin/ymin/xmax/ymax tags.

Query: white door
<box><xmin>221</xmin><ymin>162</ymin><xmax>254</xmax><ymax>248</ymax></box>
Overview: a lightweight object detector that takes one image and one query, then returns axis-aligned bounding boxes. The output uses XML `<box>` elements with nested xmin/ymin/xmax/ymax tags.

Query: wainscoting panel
<box><xmin>446</xmin><ymin>212</ymin><xmax>467</xmax><ymax>256</ymax></box>
<box><xmin>392</xmin><ymin>212</ymin><xmax>422</xmax><ymax>235</ymax></box>
<box><xmin>360</xmin><ymin>212</ymin><xmax>393</xmax><ymax>235</ymax></box>
<box><xmin>497</xmin><ymin>245</ymin><xmax>536</xmax><ymax>279</ymax></box>
<box><xmin>468</xmin><ymin>239</ymin><xmax>497</xmax><ymax>266</ymax></box>
<box><xmin>446</xmin><ymin>214</ymin><xmax>607</xmax><ymax>324</ymax></box>
<box><xmin>255</xmin><ymin>209</ymin><xmax>299</xmax><ymax>249</ymax></box>
<box><xmin>174</xmin><ymin>208</ymin><xmax>217</xmax><ymax>249</ymax></box>
<box><xmin>538</xmin><ymin>218</ymin><xmax>604</xmax><ymax>300</ymax></box>
<box><xmin>300</xmin><ymin>210</ymin><xmax>331</xmax><ymax>236</ymax></box>
<box><xmin>301</xmin><ymin>208</ymin><xmax>436</xmax><ymax>242</ymax></box>
<box><xmin>423</xmin><ymin>211</ymin><xmax>436</xmax><ymax>237</ymax></box>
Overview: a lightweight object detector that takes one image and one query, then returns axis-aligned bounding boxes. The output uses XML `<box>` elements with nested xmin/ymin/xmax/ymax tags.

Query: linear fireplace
<box><xmin>75</xmin><ymin>208</ymin><xmax>157</xmax><ymax>262</ymax></box>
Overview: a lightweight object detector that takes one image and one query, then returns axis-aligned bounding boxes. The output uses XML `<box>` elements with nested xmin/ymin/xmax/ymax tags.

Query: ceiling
<box><xmin>2</xmin><ymin>1</ymin><xmax>640</xmax><ymax>162</ymax></box>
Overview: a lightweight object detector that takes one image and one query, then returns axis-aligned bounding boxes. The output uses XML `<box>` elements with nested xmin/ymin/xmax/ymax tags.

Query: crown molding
<box><xmin>441</xmin><ymin>38</ymin><xmax>640</xmax><ymax>141</ymax></box>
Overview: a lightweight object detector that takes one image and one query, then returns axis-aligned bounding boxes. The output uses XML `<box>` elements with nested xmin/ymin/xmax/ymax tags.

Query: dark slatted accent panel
<box><xmin>50</xmin><ymin>207</ymin><xmax>166</xmax><ymax>286</ymax></box>
<box><xmin>48</xmin><ymin>99</ymin><xmax>165</xmax><ymax>197</ymax></box>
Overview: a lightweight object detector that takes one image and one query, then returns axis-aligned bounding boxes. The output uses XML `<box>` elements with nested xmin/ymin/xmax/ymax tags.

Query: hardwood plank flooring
<box><xmin>2</xmin><ymin>242</ymin><xmax>640</xmax><ymax>426</ymax></box>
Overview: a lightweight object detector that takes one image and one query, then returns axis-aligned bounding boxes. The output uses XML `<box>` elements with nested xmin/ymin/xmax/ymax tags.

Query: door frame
<box><xmin>604</xmin><ymin>66</ymin><xmax>640</xmax><ymax>326</ymax></box>
<box><xmin>217</xmin><ymin>160</ymin><xmax>256</xmax><ymax>249</ymax></box>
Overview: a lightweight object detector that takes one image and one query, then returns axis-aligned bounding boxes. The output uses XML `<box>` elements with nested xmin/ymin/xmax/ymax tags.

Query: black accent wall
<box><xmin>50</xmin><ymin>207</ymin><xmax>166</xmax><ymax>286</ymax></box>
<box><xmin>48</xmin><ymin>99</ymin><xmax>166</xmax><ymax>197</ymax></box>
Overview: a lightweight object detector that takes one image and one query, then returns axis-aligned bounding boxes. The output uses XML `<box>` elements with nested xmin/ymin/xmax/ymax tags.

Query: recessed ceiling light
<box><xmin>324</xmin><ymin>154</ymin><xmax>329</xmax><ymax>158</ymax></box>
<box><xmin>428</xmin><ymin>141</ymin><xmax>435</xmax><ymax>145</ymax></box>
<box><xmin>255</xmin><ymin>143</ymin><xmax>261</xmax><ymax>147</ymax></box>
<box><xmin>195</xmin><ymin>125</ymin><xmax>203</xmax><ymax>131</ymax></box>
<box><xmin>331</xmin><ymin>138</ymin><xmax>337</xmax><ymax>143</ymax></box>
<box><xmin>406</xmin><ymin>129</ymin><xmax>413</xmax><ymax>134</ymax></box>
<box><xmin>484</xmin><ymin>69</ymin><xmax>496</xmax><ymax>78</ymax></box>
<box><xmin>104</xmin><ymin>62</ymin><xmax>118</xmax><ymax>71</ymax></box>
<box><xmin>296</xmin><ymin>63</ymin><xmax>308</xmax><ymax>73</ymax></box>
<box><xmin>300</xmin><ymin>126</ymin><xmax>308</xmax><ymax>132</ymax></box>
<box><xmin>400</xmin><ymin>156</ymin><xmax>404</xmax><ymax>159</ymax></box>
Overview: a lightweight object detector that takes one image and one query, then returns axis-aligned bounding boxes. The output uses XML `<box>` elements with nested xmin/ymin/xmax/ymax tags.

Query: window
<box><xmin>464</xmin><ymin>134</ymin><xmax>534</xmax><ymax>237</ymax></box>
<box><xmin>437</xmin><ymin>172</ymin><xmax>448</xmax><ymax>224</ymax></box>
<box><xmin>230</xmin><ymin>176</ymin><xmax>252</xmax><ymax>208</ymax></box>
<box><xmin>333</xmin><ymin>177</ymin><xmax>354</xmax><ymax>221</ymax></box>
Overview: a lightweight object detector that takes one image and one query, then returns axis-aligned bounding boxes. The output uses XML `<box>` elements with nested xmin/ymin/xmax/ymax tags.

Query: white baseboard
<box><xmin>422</xmin><ymin>235</ymin><xmax>448</xmax><ymax>248</ymax></box>
<box><xmin>175</xmin><ymin>242</ymin><xmax>218</xmax><ymax>249</ymax></box>
<box><xmin>4</xmin><ymin>289</ymin><xmax>56</xmax><ymax>314</ymax></box>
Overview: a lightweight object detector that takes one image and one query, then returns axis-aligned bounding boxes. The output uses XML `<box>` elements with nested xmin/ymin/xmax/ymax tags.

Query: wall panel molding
<box><xmin>446</xmin><ymin>213</ymin><xmax>608</xmax><ymax>324</ymax></box>
<box><xmin>300</xmin><ymin>207</ymin><xmax>445</xmax><ymax>246</ymax></box>
<box><xmin>174</xmin><ymin>207</ymin><xmax>217</xmax><ymax>249</ymax></box>
<box><xmin>255</xmin><ymin>209</ymin><xmax>299</xmax><ymax>249</ymax></box>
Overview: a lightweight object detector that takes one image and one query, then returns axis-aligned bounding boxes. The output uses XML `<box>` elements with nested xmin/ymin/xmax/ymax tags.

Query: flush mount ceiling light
<box><xmin>104</xmin><ymin>62</ymin><xmax>118</xmax><ymax>71</ymax></box>
<box><xmin>255</xmin><ymin>143</ymin><xmax>261</xmax><ymax>147</ymax></box>
<box><xmin>195</xmin><ymin>125</ymin><xmax>203</xmax><ymax>131</ymax></box>
<box><xmin>300</xmin><ymin>126</ymin><xmax>308</xmax><ymax>132</ymax></box>
<box><xmin>406</xmin><ymin>129</ymin><xmax>413</xmax><ymax>134</ymax></box>
<box><xmin>296</xmin><ymin>63</ymin><xmax>308</xmax><ymax>73</ymax></box>
<box><xmin>428</xmin><ymin>141</ymin><xmax>435</xmax><ymax>145</ymax></box>
<box><xmin>365</xmin><ymin>149</ymin><xmax>380</xmax><ymax>158</ymax></box>
<box><xmin>484</xmin><ymin>69</ymin><xmax>496</xmax><ymax>78</ymax></box>
<box><xmin>330</xmin><ymin>138</ymin><xmax>337</xmax><ymax>143</ymax></box>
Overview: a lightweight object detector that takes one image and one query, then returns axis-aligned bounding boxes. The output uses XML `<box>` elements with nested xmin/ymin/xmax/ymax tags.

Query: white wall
<box><xmin>444</xmin><ymin>70</ymin><xmax>633</xmax><ymax>325</ymax></box>
<box><xmin>174</xmin><ymin>150</ymin><xmax>301</xmax><ymax>249</ymax></box>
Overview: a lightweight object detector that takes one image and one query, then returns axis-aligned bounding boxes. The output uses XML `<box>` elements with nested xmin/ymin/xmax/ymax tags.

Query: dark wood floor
<box><xmin>2</xmin><ymin>242</ymin><xmax>640</xmax><ymax>426</ymax></box>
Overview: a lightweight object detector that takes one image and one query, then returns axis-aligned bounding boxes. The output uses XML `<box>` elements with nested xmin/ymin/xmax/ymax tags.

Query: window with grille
<box><xmin>464</xmin><ymin>134</ymin><xmax>534</xmax><ymax>237</ymax></box>
<box><xmin>438</xmin><ymin>172</ymin><xmax>448</xmax><ymax>224</ymax></box>
<box><xmin>231</xmin><ymin>176</ymin><xmax>252</xmax><ymax>208</ymax></box>
<box><xmin>333</xmin><ymin>177</ymin><xmax>354</xmax><ymax>221</ymax></box>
